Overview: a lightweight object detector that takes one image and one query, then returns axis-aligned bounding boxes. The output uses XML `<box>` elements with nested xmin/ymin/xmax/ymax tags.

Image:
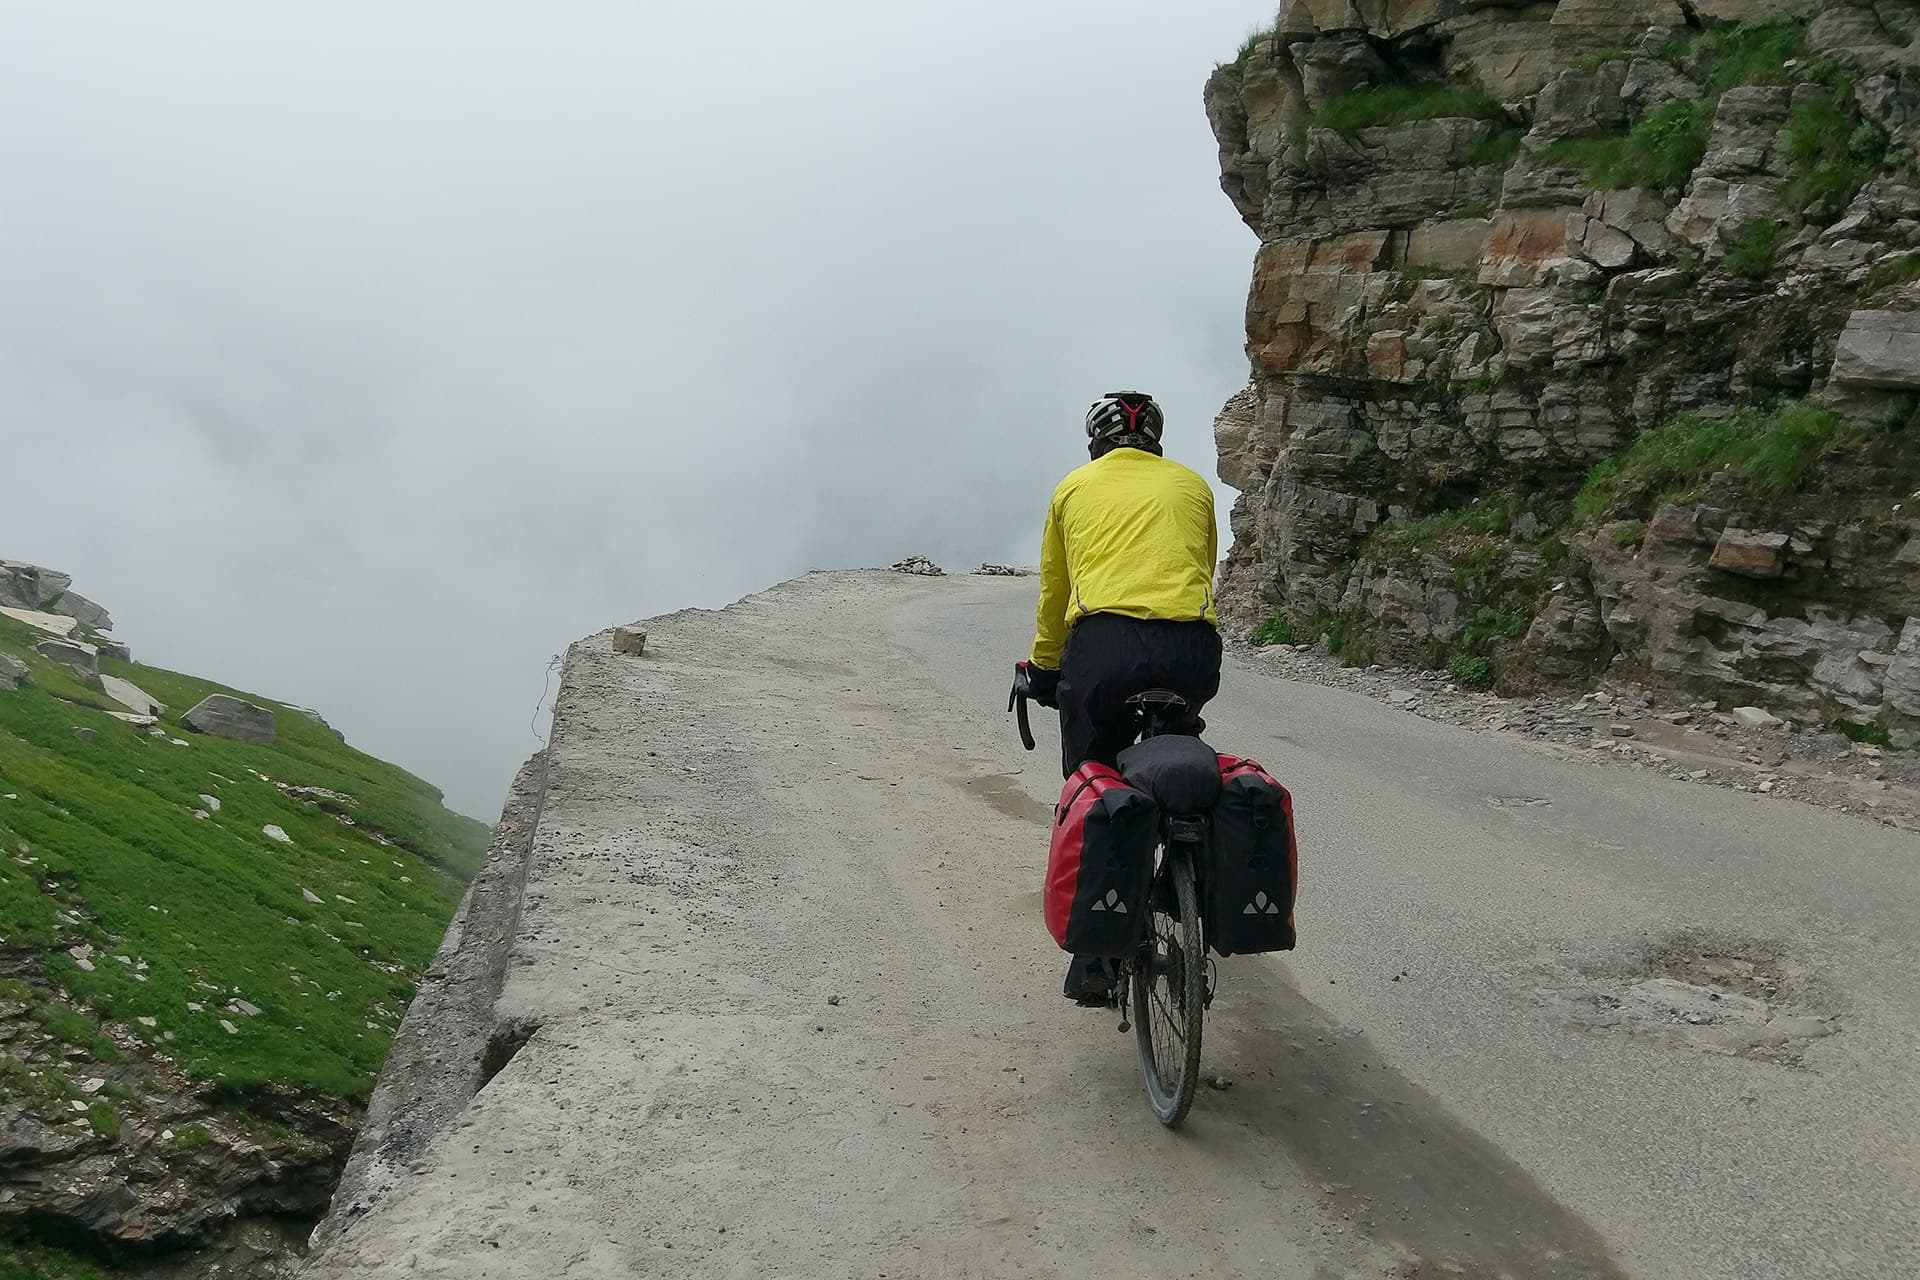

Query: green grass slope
<box><xmin>0</xmin><ymin>1242</ymin><xmax>107</xmax><ymax>1280</ymax></box>
<box><xmin>0</xmin><ymin>610</ymin><xmax>490</xmax><ymax>1098</ymax></box>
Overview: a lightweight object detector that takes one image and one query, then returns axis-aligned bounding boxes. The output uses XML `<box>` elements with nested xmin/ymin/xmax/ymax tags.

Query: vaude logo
<box><xmin>1242</xmin><ymin>891</ymin><xmax>1283</xmax><ymax>916</ymax></box>
<box><xmin>1090</xmin><ymin>889</ymin><xmax>1128</xmax><ymax>915</ymax></box>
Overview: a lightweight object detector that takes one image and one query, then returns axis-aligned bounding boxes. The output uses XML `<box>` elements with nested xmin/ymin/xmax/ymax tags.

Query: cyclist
<box><xmin>1019</xmin><ymin>391</ymin><xmax>1222</xmax><ymax>1004</ymax></box>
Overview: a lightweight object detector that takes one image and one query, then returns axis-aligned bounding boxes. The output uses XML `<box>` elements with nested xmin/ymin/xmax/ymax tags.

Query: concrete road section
<box><xmin>307</xmin><ymin>572</ymin><xmax>1919</xmax><ymax>1279</ymax></box>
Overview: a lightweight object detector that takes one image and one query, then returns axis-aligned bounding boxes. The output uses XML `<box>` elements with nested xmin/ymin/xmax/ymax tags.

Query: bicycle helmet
<box><xmin>1085</xmin><ymin>391</ymin><xmax>1165</xmax><ymax>446</ymax></box>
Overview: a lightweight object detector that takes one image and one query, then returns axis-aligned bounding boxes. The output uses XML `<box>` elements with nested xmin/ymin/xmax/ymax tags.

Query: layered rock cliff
<box><xmin>1207</xmin><ymin>0</ymin><xmax>1920</xmax><ymax>738</ymax></box>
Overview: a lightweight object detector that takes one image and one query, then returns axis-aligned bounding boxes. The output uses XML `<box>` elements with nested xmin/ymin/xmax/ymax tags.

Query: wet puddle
<box><xmin>954</xmin><ymin>773</ymin><xmax>1052</xmax><ymax>825</ymax></box>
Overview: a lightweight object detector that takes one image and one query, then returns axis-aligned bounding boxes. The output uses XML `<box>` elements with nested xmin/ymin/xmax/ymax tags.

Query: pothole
<box><xmin>1644</xmin><ymin>934</ymin><xmax>1808</xmax><ymax>1004</ymax></box>
<box><xmin>1485</xmin><ymin>795</ymin><xmax>1552</xmax><ymax>810</ymax></box>
<box><xmin>1536</xmin><ymin>932</ymin><xmax>1837</xmax><ymax>1065</ymax></box>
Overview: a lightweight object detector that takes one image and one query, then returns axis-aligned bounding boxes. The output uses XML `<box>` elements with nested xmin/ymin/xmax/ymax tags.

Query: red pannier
<box><xmin>1045</xmin><ymin>762</ymin><xmax>1160</xmax><ymax>956</ymax></box>
<box><xmin>1206</xmin><ymin>755</ymin><xmax>1298</xmax><ymax>955</ymax></box>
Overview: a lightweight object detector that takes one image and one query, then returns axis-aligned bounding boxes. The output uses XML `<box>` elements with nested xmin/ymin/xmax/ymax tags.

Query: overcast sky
<box><xmin>0</xmin><ymin>2</ymin><xmax>1274</xmax><ymax>816</ymax></box>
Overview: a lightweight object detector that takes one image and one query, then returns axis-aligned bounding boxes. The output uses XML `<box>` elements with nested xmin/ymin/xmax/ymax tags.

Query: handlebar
<box><xmin>1008</xmin><ymin>664</ymin><xmax>1037</xmax><ymax>752</ymax></box>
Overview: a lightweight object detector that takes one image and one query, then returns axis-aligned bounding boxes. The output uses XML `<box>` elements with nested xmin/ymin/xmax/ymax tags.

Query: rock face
<box><xmin>0</xmin><ymin>560</ymin><xmax>112</xmax><ymax>631</ymax></box>
<box><xmin>35</xmin><ymin>637</ymin><xmax>99</xmax><ymax>679</ymax></box>
<box><xmin>1206</xmin><ymin>1</ymin><xmax>1920</xmax><ymax>733</ymax></box>
<box><xmin>182</xmin><ymin>694</ymin><xmax>277</xmax><ymax>744</ymax></box>
<box><xmin>1833</xmin><ymin>309</ymin><xmax>1920</xmax><ymax>388</ymax></box>
<box><xmin>48</xmin><ymin>589</ymin><xmax>112</xmax><ymax>633</ymax></box>
<box><xmin>0</xmin><ymin>560</ymin><xmax>72</xmax><ymax>611</ymax></box>
<box><xmin>0</xmin><ymin>1016</ymin><xmax>349</xmax><ymax>1269</ymax></box>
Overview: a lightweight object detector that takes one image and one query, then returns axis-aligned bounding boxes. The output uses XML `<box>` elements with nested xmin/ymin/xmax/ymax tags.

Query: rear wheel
<box><xmin>1131</xmin><ymin>846</ymin><xmax>1204</xmax><ymax>1127</ymax></box>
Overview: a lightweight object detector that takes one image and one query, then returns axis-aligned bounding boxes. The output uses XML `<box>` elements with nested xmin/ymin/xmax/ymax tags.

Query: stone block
<box><xmin>1479</xmin><ymin>211</ymin><xmax>1570</xmax><ymax>287</ymax></box>
<box><xmin>181</xmin><ymin>695</ymin><xmax>276</xmax><ymax>744</ymax></box>
<box><xmin>34</xmin><ymin>638</ymin><xmax>98</xmax><ymax>679</ymax></box>
<box><xmin>1693</xmin><ymin>0</ymin><xmax>1800</xmax><ymax>16</ymax></box>
<box><xmin>1710</xmin><ymin>529</ymin><xmax>1791</xmax><ymax>579</ymax></box>
<box><xmin>1366</xmin><ymin>330</ymin><xmax>1412</xmax><ymax>381</ymax></box>
<box><xmin>100</xmin><ymin>675</ymin><xmax>163</xmax><ymax>716</ymax></box>
<box><xmin>1888</xmin><ymin>619</ymin><xmax>1920</xmax><ymax>717</ymax></box>
<box><xmin>1355</xmin><ymin>1</ymin><xmax>1454</xmax><ymax>37</ymax></box>
<box><xmin>1550</xmin><ymin>0</ymin><xmax>1688</xmax><ymax>28</ymax></box>
<box><xmin>1404</xmin><ymin>218</ymin><xmax>1492</xmax><ymax>270</ymax></box>
<box><xmin>1443</xmin><ymin>8</ymin><xmax>1561</xmax><ymax>99</ymax></box>
<box><xmin>1832</xmin><ymin>310</ymin><xmax>1920</xmax><ymax>389</ymax></box>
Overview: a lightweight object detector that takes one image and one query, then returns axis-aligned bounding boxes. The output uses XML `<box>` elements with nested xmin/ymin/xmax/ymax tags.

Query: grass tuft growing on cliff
<box><xmin>1447</xmin><ymin>652</ymin><xmax>1495</xmax><ymax>691</ymax></box>
<box><xmin>1313</xmin><ymin>82</ymin><xmax>1504</xmax><ymax>135</ymax></box>
<box><xmin>1834</xmin><ymin>720</ymin><xmax>1920</xmax><ymax>752</ymax></box>
<box><xmin>1250</xmin><ymin>613</ymin><xmax>1299</xmax><ymax>646</ymax></box>
<box><xmin>0</xmin><ymin>1243</ymin><xmax>106</xmax><ymax>1280</ymax></box>
<box><xmin>1216</xmin><ymin>24</ymin><xmax>1278</xmax><ymax>84</ymax></box>
<box><xmin>1315</xmin><ymin>612</ymin><xmax>1373</xmax><ymax>668</ymax></box>
<box><xmin>1576</xmin><ymin>402</ymin><xmax>1853</xmax><ymax>520</ymax></box>
<box><xmin>1460</xmin><ymin>606</ymin><xmax>1531</xmax><ymax>653</ymax></box>
<box><xmin>1539</xmin><ymin>97</ymin><xmax>1712</xmax><ymax>191</ymax></box>
<box><xmin>1865</xmin><ymin>251</ymin><xmax>1920</xmax><ymax>295</ymax></box>
<box><xmin>1782</xmin><ymin>87</ymin><xmax>1889</xmax><ymax>221</ymax></box>
<box><xmin>1549</xmin><ymin>17</ymin><xmax>1844</xmax><ymax>204</ymax></box>
<box><xmin>1665</xmin><ymin>16</ymin><xmax>1807</xmax><ymax>94</ymax></box>
<box><xmin>1611</xmin><ymin>521</ymin><xmax>1649</xmax><ymax>550</ymax></box>
<box><xmin>1467</xmin><ymin>126</ymin><xmax>1524</xmax><ymax>168</ymax></box>
<box><xmin>1377</xmin><ymin>495</ymin><xmax>1517</xmax><ymax>551</ymax></box>
<box><xmin>1724</xmin><ymin>217</ymin><xmax>1787</xmax><ymax>279</ymax></box>
<box><xmin>1572</xmin><ymin>47</ymin><xmax>1633</xmax><ymax>72</ymax></box>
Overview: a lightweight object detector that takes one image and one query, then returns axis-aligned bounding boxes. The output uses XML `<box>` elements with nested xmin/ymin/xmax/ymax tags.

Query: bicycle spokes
<box><xmin>1131</xmin><ymin>846</ymin><xmax>1206</xmax><ymax>1127</ymax></box>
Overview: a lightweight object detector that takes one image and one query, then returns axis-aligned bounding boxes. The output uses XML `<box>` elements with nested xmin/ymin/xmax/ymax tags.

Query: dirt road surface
<box><xmin>307</xmin><ymin>572</ymin><xmax>1920</xmax><ymax>1280</ymax></box>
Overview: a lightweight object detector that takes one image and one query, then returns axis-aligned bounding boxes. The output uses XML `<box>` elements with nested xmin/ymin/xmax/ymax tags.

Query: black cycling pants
<box><xmin>1057</xmin><ymin>613</ymin><xmax>1222</xmax><ymax>779</ymax></box>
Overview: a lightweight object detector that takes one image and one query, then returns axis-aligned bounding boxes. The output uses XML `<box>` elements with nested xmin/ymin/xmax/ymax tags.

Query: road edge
<box><xmin>303</xmin><ymin>744</ymin><xmax>552</xmax><ymax>1261</ymax></box>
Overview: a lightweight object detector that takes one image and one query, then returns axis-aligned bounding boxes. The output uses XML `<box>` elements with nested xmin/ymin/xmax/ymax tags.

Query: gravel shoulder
<box><xmin>1232</xmin><ymin>639</ymin><xmax>1920</xmax><ymax>835</ymax></box>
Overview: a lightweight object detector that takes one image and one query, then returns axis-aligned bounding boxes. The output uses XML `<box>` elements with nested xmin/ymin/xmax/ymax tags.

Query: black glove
<box><xmin>1020</xmin><ymin>662</ymin><xmax>1061</xmax><ymax>709</ymax></box>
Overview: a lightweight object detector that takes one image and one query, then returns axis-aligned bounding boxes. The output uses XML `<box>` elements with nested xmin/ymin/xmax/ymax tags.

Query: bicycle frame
<box><xmin>1117</xmin><ymin>816</ymin><xmax>1208</xmax><ymax>1012</ymax></box>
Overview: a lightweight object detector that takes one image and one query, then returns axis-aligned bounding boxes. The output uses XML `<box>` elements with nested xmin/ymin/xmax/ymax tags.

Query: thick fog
<box><xmin>0</xmin><ymin>2</ymin><xmax>1275</xmax><ymax>816</ymax></box>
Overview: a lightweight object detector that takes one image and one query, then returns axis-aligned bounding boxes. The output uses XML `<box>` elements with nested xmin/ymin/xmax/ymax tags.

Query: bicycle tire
<box><xmin>1131</xmin><ymin>846</ymin><xmax>1204</xmax><ymax>1127</ymax></box>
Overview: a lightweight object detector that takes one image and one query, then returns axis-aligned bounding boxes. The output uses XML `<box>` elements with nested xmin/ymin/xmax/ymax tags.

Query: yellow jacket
<box><xmin>1030</xmin><ymin>448</ymin><xmax>1219</xmax><ymax>669</ymax></box>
